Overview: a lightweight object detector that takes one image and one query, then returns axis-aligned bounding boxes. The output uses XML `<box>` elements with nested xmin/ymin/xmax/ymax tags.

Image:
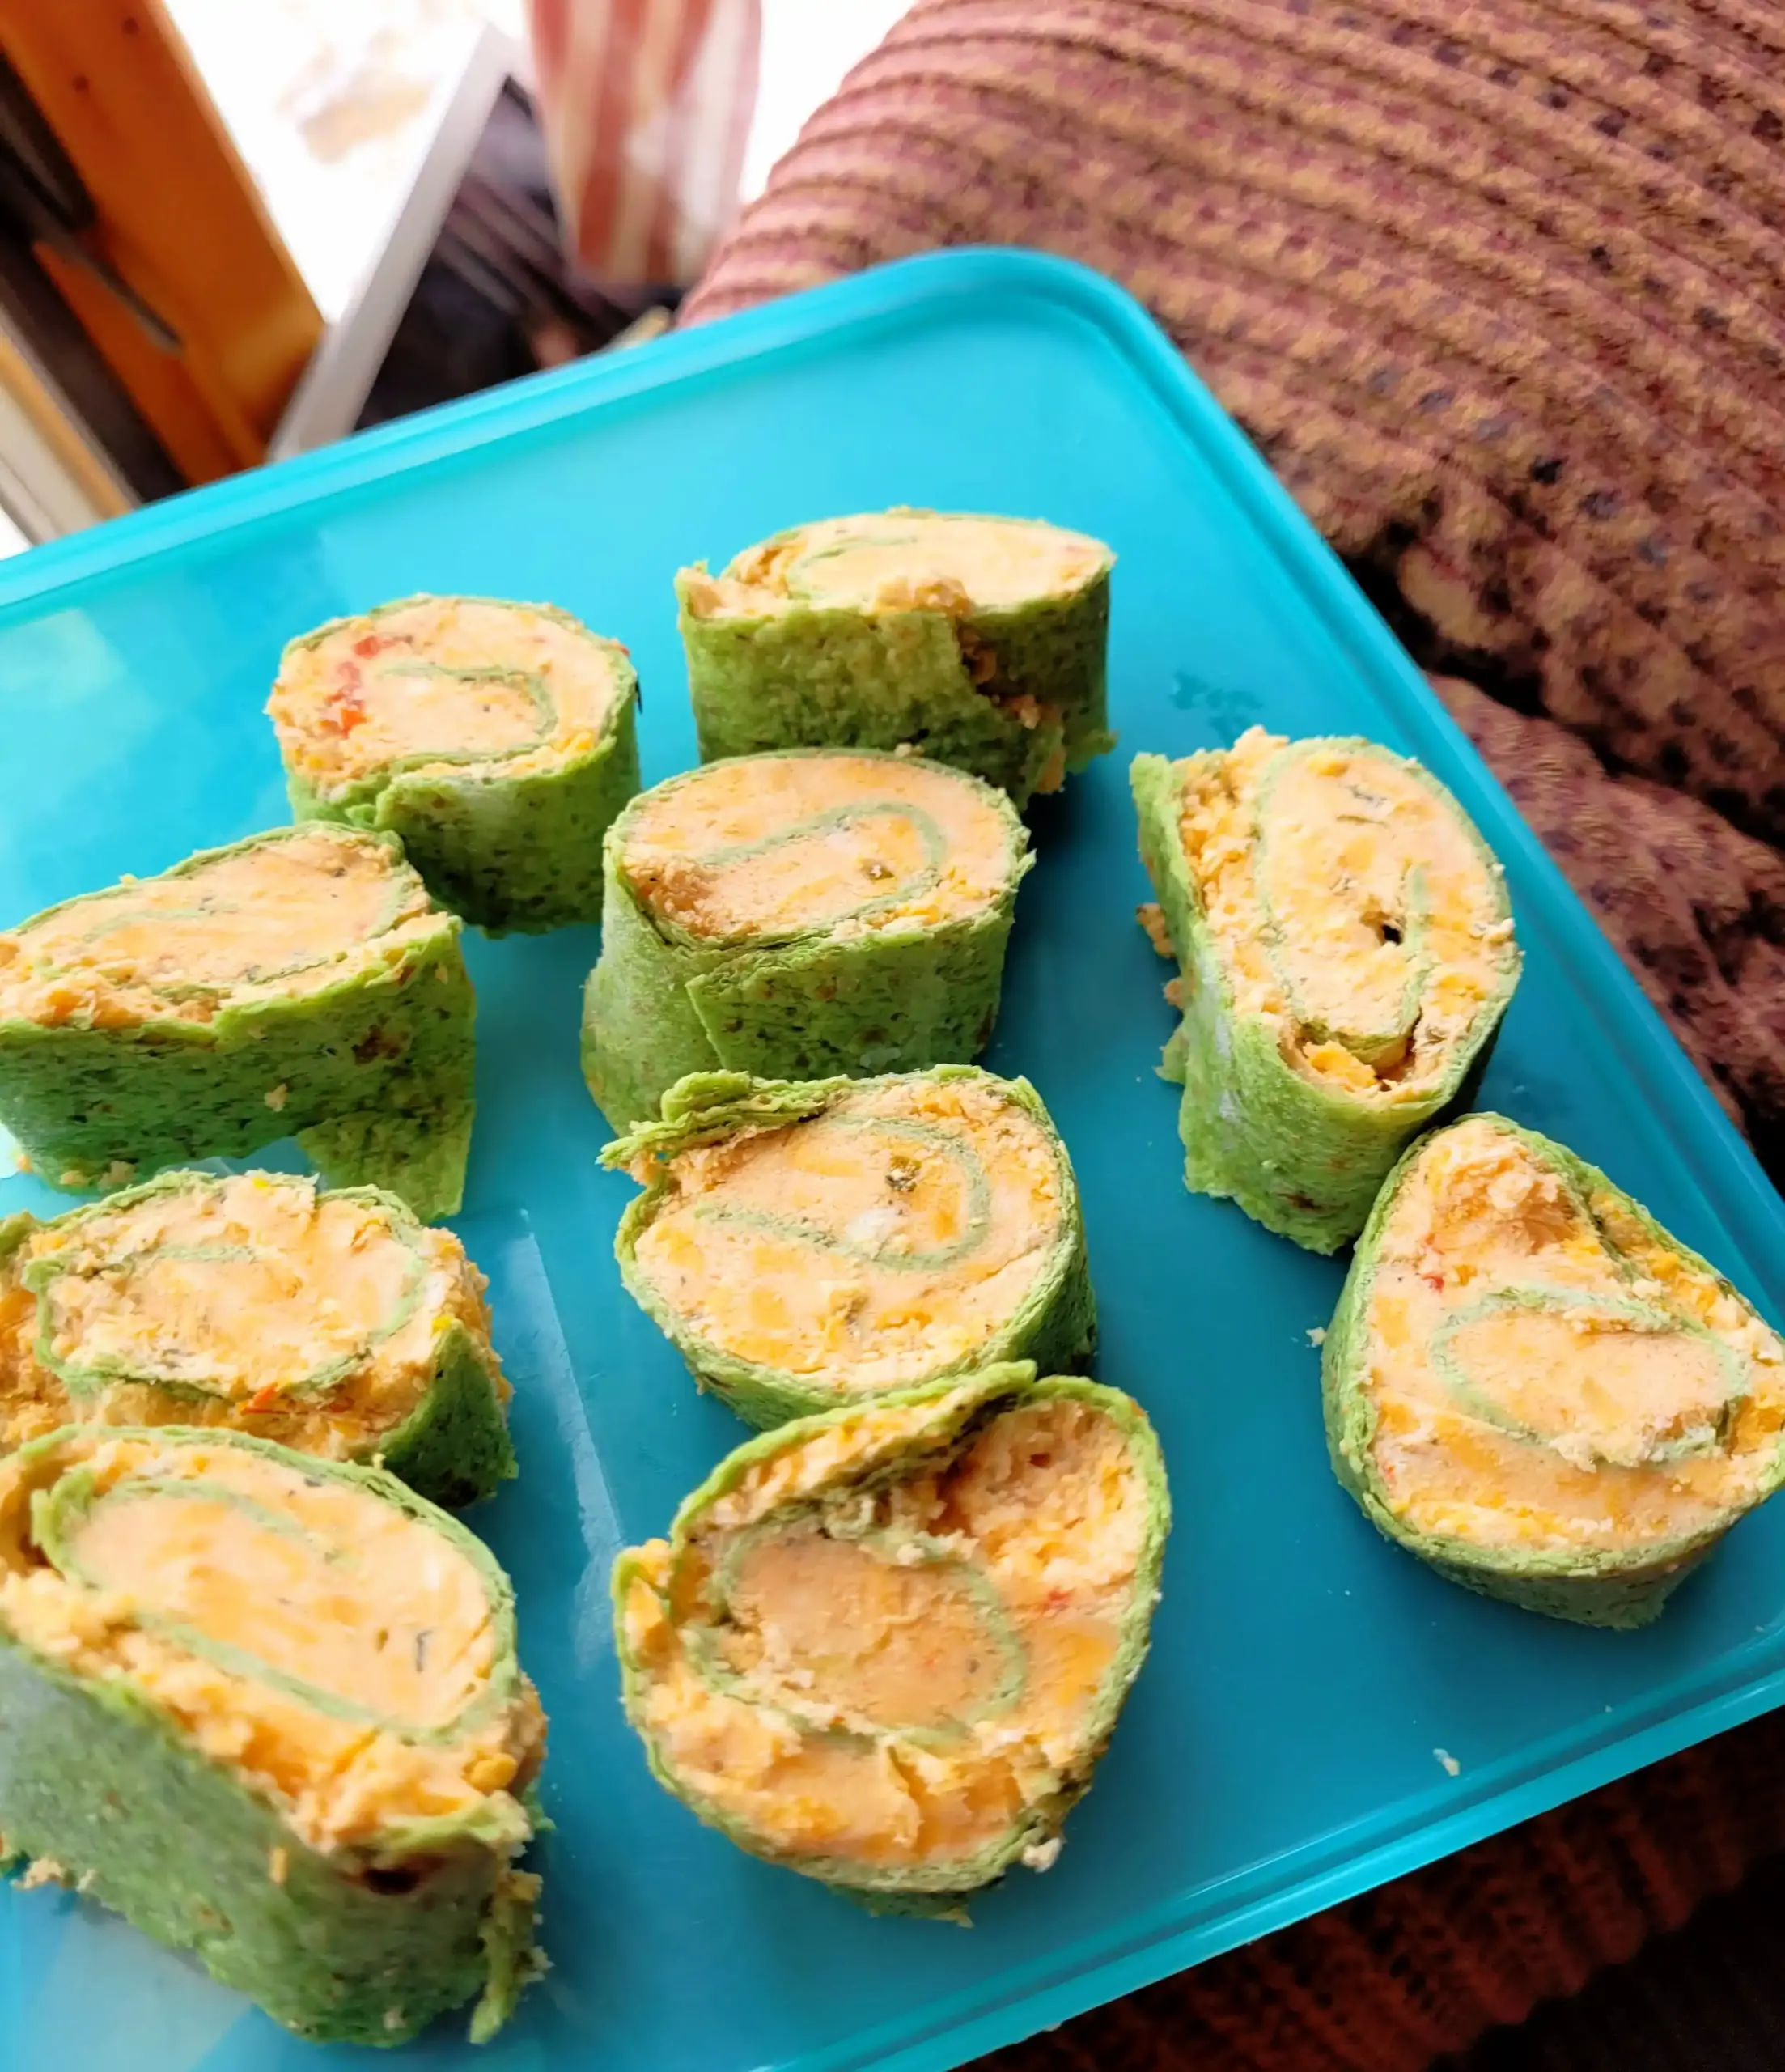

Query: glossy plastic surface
<box><xmin>1</xmin><ymin>252</ymin><xmax>1782</xmax><ymax>2072</ymax></box>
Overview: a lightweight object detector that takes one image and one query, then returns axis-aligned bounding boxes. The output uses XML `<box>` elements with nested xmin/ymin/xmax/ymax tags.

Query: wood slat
<box><xmin>0</xmin><ymin>0</ymin><xmax>321</xmax><ymax>482</ymax></box>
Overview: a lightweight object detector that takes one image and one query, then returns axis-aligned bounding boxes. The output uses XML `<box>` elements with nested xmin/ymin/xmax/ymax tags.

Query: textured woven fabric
<box><xmin>1435</xmin><ymin>675</ymin><xmax>1785</xmax><ymax>1163</ymax></box>
<box><xmin>682</xmin><ymin>0</ymin><xmax>1785</xmax><ymax>1176</ymax></box>
<box><xmin>973</xmin><ymin>1705</ymin><xmax>1785</xmax><ymax>2071</ymax></box>
<box><xmin>1448</xmin><ymin>1848</ymin><xmax>1785</xmax><ymax>2072</ymax></box>
<box><xmin>676</xmin><ymin>5</ymin><xmax>1785</xmax><ymax>2066</ymax></box>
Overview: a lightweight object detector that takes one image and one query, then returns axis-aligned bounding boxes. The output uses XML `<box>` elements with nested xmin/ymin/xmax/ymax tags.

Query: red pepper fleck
<box><xmin>244</xmin><ymin>1384</ymin><xmax>284</xmax><ymax>1414</ymax></box>
<box><xmin>353</xmin><ymin>633</ymin><xmax>387</xmax><ymax>658</ymax></box>
<box><xmin>320</xmin><ymin>673</ymin><xmax>368</xmax><ymax>735</ymax></box>
<box><xmin>1422</xmin><ymin>1270</ymin><xmax>1445</xmax><ymax>1293</ymax></box>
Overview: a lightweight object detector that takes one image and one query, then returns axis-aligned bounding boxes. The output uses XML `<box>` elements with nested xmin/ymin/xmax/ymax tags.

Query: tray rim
<box><xmin>2</xmin><ymin>245</ymin><xmax>1783</xmax><ymax>2072</ymax></box>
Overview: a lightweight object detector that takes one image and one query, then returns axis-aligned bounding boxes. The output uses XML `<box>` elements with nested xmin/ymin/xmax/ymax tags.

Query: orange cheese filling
<box><xmin>269</xmin><ymin>595</ymin><xmax>627</xmax><ymax>796</ymax></box>
<box><xmin>0</xmin><ymin>827</ymin><xmax>441</xmax><ymax>1030</ymax></box>
<box><xmin>1361</xmin><ymin>1117</ymin><xmax>1785</xmax><ymax>1555</ymax></box>
<box><xmin>626</xmin><ymin>1077</ymin><xmax>1065</xmax><ymax>1393</ymax></box>
<box><xmin>621</xmin><ymin>1390</ymin><xmax>1146</xmax><ymax>1870</ymax></box>
<box><xmin>620</xmin><ymin>752</ymin><xmax>1018</xmax><ymax>941</ymax></box>
<box><xmin>0</xmin><ymin>1172</ymin><xmax>504</xmax><ymax>1456</ymax></box>
<box><xmin>0</xmin><ymin>1433</ymin><xmax>541</xmax><ymax>1852</ymax></box>
<box><xmin>1174</xmin><ymin>728</ymin><xmax>1512</xmax><ymax>1098</ymax></box>
<box><xmin>680</xmin><ymin>510</ymin><xmax>1109</xmax><ymax>622</ymax></box>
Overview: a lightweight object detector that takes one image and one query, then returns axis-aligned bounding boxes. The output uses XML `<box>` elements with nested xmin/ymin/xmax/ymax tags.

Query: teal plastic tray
<box><xmin>2</xmin><ymin>251</ymin><xmax>1782</xmax><ymax>2072</ymax></box>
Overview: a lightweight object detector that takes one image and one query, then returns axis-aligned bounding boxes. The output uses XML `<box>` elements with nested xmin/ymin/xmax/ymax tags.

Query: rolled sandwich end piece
<box><xmin>0</xmin><ymin>1424</ymin><xmax>545</xmax><ymax>2042</ymax></box>
<box><xmin>582</xmin><ymin>749</ymin><xmax>1032</xmax><ymax>1129</ymax></box>
<box><xmin>0</xmin><ymin>824</ymin><xmax>476</xmax><ymax>1221</ymax></box>
<box><xmin>270</xmin><ymin>593</ymin><xmax>641</xmax><ymax>933</ymax></box>
<box><xmin>1133</xmin><ymin>729</ymin><xmax>1520</xmax><ymax>1251</ymax></box>
<box><xmin>676</xmin><ymin>509</ymin><xmax>1114</xmax><ymax>807</ymax></box>
<box><xmin>0</xmin><ymin>1170</ymin><xmax>514</xmax><ymax>1505</ymax></box>
<box><xmin>1323</xmin><ymin>1113</ymin><xmax>1785</xmax><ymax>1626</ymax></box>
<box><xmin>614</xmin><ymin>1361</ymin><xmax>1169</xmax><ymax>1908</ymax></box>
<box><xmin>603</xmin><ymin>1067</ymin><xmax>1095</xmax><ymax>1427</ymax></box>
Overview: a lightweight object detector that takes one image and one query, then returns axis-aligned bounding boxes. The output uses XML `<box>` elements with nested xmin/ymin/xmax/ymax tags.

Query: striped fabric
<box><xmin>527</xmin><ymin>0</ymin><xmax>761</xmax><ymax>284</ymax></box>
<box><xmin>685</xmin><ymin>0</ymin><xmax>1785</xmax><ymax>1178</ymax></box>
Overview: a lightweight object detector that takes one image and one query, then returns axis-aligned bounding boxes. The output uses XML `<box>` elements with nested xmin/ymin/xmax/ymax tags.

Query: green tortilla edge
<box><xmin>1321</xmin><ymin>1111</ymin><xmax>1785</xmax><ymax>1628</ymax></box>
<box><xmin>580</xmin><ymin>749</ymin><xmax>1034</xmax><ymax>1131</ymax></box>
<box><xmin>676</xmin><ymin>515</ymin><xmax>1113</xmax><ymax>809</ymax></box>
<box><xmin>280</xmin><ymin>595</ymin><xmax>642</xmax><ymax>936</ymax></box>
<box><xmin>613</xmin><ymin>1359</ymin><xmax>1169</xmax><ymax>1906</ymax></box>
<box><xmin>2</xmin><ymin>1170</ymin><xmax>514</xmax><ymax>1506</ymax></box>
<box><xmin>1131</xmin><ymin>741</ymin><xmax>1520</xmax><ymax>1255</ymax></box>
<box><xmin>602</xmin><ymin>1066</ymin><xmax>1096</xmax><ymax>1428</ymax></box>
<box><xmin>0</xmin><ymin>827</ymin><xmax>476</xmax><ymax>1224</ymax></box>
<box><xmin>0</xmin><ymin>1424</ymin><xmax>542</xmax><ymax>2044</ymax></box>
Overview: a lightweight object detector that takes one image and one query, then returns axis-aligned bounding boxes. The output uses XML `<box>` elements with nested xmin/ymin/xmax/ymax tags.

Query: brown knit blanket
<box><xmin>685</xmin><ymin>0</ymin><xmax>1785</xmax><ymax>1177</ymax></box>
